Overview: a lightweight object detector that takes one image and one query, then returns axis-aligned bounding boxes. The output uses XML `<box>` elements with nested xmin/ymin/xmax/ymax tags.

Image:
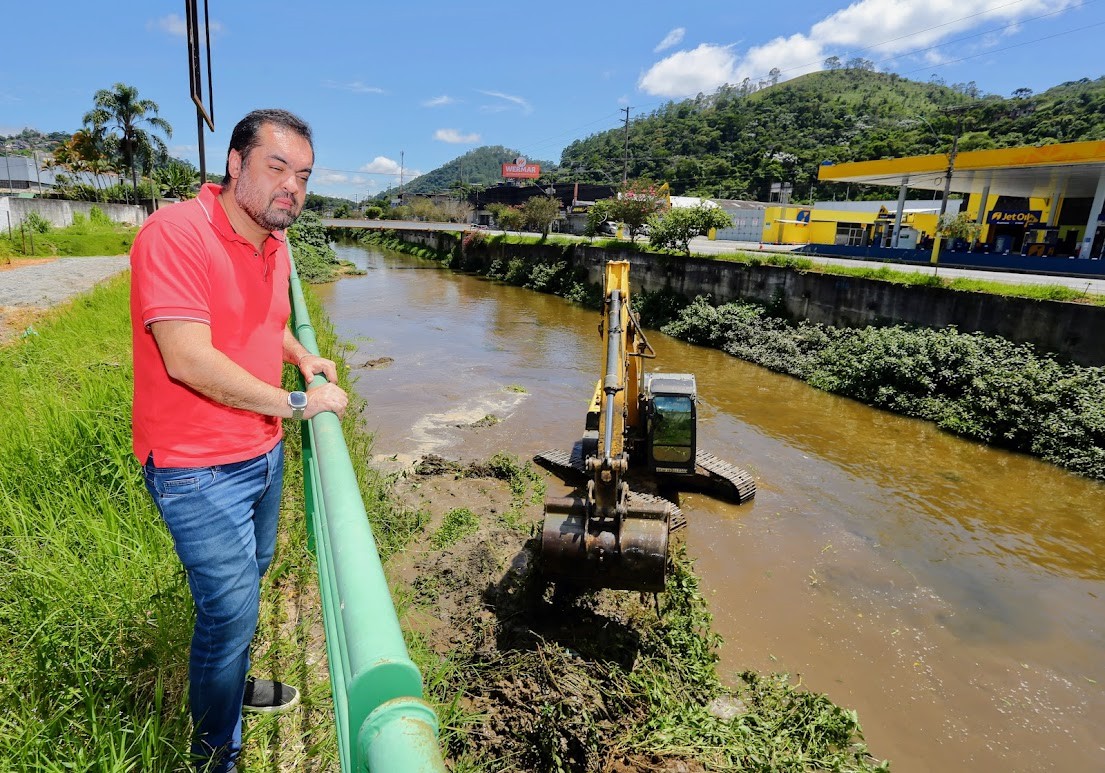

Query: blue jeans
<box><xmin>143</xmin><ymin>443</ymin><xmax>284</xmax><ymax>772</ymax></box>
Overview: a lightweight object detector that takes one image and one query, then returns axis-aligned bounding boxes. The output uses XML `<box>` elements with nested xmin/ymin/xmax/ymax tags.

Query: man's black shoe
<box><xmin>242</xmin><ymin>677</ymin><xmax>300</xmax><ymax>714</ymax></box>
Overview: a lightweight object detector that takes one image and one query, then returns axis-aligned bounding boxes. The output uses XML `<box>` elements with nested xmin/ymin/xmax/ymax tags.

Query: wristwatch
<box><xmin>288</xmin><ymin>390</ymin><xmax>308</xmax><ymax>420</ymax></box>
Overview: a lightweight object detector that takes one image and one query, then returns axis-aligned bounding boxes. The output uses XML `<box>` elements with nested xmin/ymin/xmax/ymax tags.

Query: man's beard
<box><xmin>234</xmin><ymin>169</ymin><xmax>302</xmax><ymax>231</ymax></box>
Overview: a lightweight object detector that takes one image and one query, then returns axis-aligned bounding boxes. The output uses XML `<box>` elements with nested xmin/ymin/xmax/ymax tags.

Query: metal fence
<box><xmin>288</xmin><ymin>254</ymin><xmax>447</xmax><ymax>772</ymax></box>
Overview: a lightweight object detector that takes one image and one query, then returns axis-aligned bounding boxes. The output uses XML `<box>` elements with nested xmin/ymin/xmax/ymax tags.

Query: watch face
<box><xmin>290</xmin><ymin>391</ymin><xmax>308</xmax><ymax>409</ymax></box>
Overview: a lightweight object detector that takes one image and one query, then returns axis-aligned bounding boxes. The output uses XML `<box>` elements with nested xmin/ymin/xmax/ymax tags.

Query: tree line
<box><xmin>557</xmin><ymin>70</ymin><xmax>1105</xmax><ymax>202</ymax></box>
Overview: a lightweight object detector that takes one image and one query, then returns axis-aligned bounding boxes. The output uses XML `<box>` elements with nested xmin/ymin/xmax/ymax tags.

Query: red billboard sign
<box><xmin>502</xmin><ymin>157</ymin><xmax>540</xmax><ymax>179</ymax></box>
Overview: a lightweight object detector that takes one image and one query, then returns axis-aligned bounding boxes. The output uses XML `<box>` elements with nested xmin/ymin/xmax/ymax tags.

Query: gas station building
<box><xmin>810</xmin><ymin>140</ymin><xmax>1105</xmax><ymax>261</ymax></box>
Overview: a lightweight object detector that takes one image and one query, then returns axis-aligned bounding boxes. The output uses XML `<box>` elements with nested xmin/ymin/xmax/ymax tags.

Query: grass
<box><xmin>0</xmin><ymin>276</ymin><xmax>194</xmax><ymax>769</ymax></box>
<box><xmin>430</xmin><ymin>508</ymin><xmax>481</xmax><ymax>548</ymax></box>
<box><xmin>1</xmin><ymin>216</ymin><xmax>137</xmax><ymax>258</ymax></box>
<box><xmin>711</xmin><ymin>248</ymin><xmax>1105</xmax><ymax>305</ymax></box>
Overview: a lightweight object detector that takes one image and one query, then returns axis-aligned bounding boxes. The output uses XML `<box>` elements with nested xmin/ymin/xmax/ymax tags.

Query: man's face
<box><xmin>230</xmin><ymin>123</ymin><xmax>313</xmax><ymax>231</ymax></box>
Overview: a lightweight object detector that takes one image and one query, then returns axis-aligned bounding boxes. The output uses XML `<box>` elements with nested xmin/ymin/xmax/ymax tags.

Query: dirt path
<box><xmin>0</xmin><ymin>256</ymin><xmax>129</xmax><ymax>343</ymax></box>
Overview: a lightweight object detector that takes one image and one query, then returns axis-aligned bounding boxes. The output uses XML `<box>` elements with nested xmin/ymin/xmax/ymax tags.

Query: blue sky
<box><xmin>2</xmin><ymin>1</ymin><xmax>1101</xmax><ymax>200</ymax></box>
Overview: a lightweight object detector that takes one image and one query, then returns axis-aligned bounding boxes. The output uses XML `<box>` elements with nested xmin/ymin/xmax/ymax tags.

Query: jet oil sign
<box><xmin>502</xmin><ymin>157</ymin><xmax>541</xmax><ymax>179</ymax></box>
<box><xmin>987</xmin><ymin>210</ymin><xmax>1041</xmax><ymax>225</ymax></box>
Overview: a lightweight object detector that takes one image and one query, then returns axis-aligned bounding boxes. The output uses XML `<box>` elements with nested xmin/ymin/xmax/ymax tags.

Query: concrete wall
<box><xmin>0</xmin><ymin>197</ymin><xmax>146</xmax><ymax>230</ymax></box>
<box><xmin>383</xmin><ymin>228</ymin><xmax>1105</xmax><ymax>366</ymax></box>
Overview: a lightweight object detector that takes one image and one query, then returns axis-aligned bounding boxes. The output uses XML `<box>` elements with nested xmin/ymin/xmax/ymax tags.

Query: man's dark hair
<box><xmin>220</xmin><ymin>109</ymin><xmax>313</xmax><ymax>186</ymax></box>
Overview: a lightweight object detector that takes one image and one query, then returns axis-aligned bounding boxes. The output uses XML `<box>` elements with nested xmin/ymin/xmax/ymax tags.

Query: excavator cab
<box><xmin>643</xmin><ymin>373</ymin><xmax>697</xmax><ymax>476</ymax></box>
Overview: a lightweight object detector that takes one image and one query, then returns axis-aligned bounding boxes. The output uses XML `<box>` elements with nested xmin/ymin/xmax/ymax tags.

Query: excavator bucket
<box><xmin>540</xmin><ymin>495</ymin><xmax>671</xmax><ymax>592</ymax></box>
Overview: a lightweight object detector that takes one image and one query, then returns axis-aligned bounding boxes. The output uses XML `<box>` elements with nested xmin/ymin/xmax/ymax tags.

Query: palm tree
<box><xmin>83</xmin><ymin>83</ymin><xmax>172</xmax><ymax>203</ymax></box>
<box><xmin>156</xmin><ymin>161</ymin><xmax>200</xmax><ymax>200</ymax></box>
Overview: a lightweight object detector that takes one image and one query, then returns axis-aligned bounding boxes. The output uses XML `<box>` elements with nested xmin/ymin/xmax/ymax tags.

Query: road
<box><xmin>321</xmin><ymin>219</ymin><xmax>1105</xmax><ymax>295</ymax></box>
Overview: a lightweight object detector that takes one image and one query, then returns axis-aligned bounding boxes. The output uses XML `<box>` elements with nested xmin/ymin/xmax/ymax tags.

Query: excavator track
<box><xmin>627</xmin><ymin>490</ymin><xmax>687</xmax><ymax>532</ymax></box>
<box><xmin>534</xmin><ymin>446</ymin><xmax>586</xmax><ymax>477</ymax></box>
<box><xmin>694</xmin><ymin>450</ymin><xmax>757</xmax><ymax>504</ymax></box>
<box><xmin>534</xmin><ymin>446</ymin><xmax>755</xmax><ymax>510</ymax></box>
<box><xmin>534</xmin><ymin>448</ymin><xmax>687</xmax><ymax>532</ymax></box>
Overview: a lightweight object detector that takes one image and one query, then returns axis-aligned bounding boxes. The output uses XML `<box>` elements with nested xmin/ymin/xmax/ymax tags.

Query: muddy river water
<box><xmin>315</xmin><ymin>243</ymin><xmax>1105</xmax><ymax>772</ymax></box>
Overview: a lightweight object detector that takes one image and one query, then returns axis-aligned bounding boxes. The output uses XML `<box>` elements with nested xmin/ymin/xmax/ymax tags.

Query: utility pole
<box><xmin>621</xmin><ymin>106</ymin><xmax>631</xmax><ymax>185</ymax></box>
<box><xmin>938</xmin><ymin>108</ymin><xmax>969</xmax><ymax>217</ymax></box>
<box><xmin>399</xmin><ymin>150</ymin><xmax>405</xmax><ymax>203</ymax></box>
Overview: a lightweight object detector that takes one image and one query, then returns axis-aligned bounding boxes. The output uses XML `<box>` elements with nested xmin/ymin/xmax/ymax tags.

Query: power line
<box><xmin>901</xmin><ymin>18</ymin><xmax>1105</xmax><ymax>76</ymax></box>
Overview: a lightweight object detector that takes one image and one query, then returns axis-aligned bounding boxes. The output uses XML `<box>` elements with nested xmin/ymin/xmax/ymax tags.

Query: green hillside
<box><xmin>389</xmin><ymin>145</ymin><xmax>556</xmax><ymax>196</ymax></box>
<box><xmin>557</xmin><ymin>69</ymin><xmax>1105</xmax><ymax>201</ymax></box>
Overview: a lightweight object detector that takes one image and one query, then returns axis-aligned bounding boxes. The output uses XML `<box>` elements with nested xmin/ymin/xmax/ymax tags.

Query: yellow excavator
<box><xmin>535</xmin><ymin>260</ymin><xmax>756</xmax><ymax>592</ymax></box>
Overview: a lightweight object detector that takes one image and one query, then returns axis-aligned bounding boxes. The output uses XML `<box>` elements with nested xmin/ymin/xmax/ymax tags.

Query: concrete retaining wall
<box><xmin>384</xmin><ymin>229</ymin><xmax>1105</xmax><ymax>367</ymax></box>
<box><xmin>0</xmin><ymin>197</ymin><xmax>146</xmax><ymax>230</ymax></box>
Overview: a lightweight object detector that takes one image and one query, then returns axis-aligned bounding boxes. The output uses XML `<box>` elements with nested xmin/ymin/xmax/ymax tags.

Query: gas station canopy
<box><xmin>818</xmin><ymin>140</ymin><xmax>1105</xmax><ymax>198</ymax></box>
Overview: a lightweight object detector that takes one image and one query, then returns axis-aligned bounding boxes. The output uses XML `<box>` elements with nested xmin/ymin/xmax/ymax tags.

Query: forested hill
<box><xmin>393</xmin><ymin>145</ymin><xmax>555</xmax><ymax>196</ymax></box>
<box><xmin>557</xmin><ymin>69</ymin><xmax>1105</xmax><ymax>201</ymax></box>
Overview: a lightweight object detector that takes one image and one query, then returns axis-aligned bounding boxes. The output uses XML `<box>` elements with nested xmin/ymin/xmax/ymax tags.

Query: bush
<box><xmin>23</xmin><ymin>212</ymin><xmax>51</xmax><ymax>234</ymax></box>
<box><xmin>660</xmin><ymin>296</ymin><xmax>1105</xmax><ymax>480</ymax></box>
<box><xmin>649</xmin><ymin>205</ymin><xmax>732</xmax><ymax>255</ymax></box>
<box><xmin>525</xmin><ymin>261</ymin><xmax>568</xmax><ymax>292</ymax></box>
<box><xmin>89</xmin><ymin>206</ymin><xmax>112</xmax><ymax>226</ymax></box>
<box><xmin>287</xmin><ymin>210</ymin><xmax>340</xmax><ymax>282</ymax></box>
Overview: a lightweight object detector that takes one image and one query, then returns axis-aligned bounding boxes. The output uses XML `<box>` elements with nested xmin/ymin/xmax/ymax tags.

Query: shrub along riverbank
<box><xmin>0</xmin><ymin>269</ymin><xmax>886</xmax><ymax>770</ymax></box>
<box><xmin>359</xmin><ymin>230</ymin><xmax>1105</xmax><ymax>481</ymax></box>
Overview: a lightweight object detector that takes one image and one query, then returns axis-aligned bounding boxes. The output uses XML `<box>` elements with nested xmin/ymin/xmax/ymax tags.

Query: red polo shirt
<box><xmin>130</xmin><ymin>183</ymin><xmax>291</xmax><ymax>466</ymax></box>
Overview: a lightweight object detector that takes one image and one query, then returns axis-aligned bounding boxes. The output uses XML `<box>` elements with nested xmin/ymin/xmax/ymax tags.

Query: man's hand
<box><xmin>298</xmin><ymin>353</ymin><xmax>338</xmax><ymax>384</ymax></box>
<box><xmin>304</xmin><ymin>382</ymin><xmax>348</xmax><ymax>420</ymax></box>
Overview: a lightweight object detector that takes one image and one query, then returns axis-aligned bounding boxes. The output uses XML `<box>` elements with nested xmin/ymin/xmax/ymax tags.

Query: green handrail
<box><xmin>288</xmin><ymin>254</ymin><xmax>447</xmax><ymax>772</ymax></box>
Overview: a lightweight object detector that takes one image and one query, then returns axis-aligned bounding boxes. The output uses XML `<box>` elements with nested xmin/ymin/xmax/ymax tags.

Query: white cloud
<box><xmin>322</xmin><ymin>80</ymin><xmax>386</xmax><ymax>94</ymax></box>
<box><xmin>358</xmin><ymin>156</ymin><xmax>423</xmax><ymax>181</ymax></box>
<box><xmin>148</xmin><ymin>14</ymin><xmax>223</xmax><ymax>39</ymax></box>
<box><xmin>638</xmin><ymin>44</ymin><xmax>739</xmax><ymax>97</ymax></box>
<box><xmin>422</xmin><ymin>95</ymin><xmax>457</xmax><ymax>107</ymax></box>
<box><xmin>654</xmin><ymin>27</ymin><xmax>685</xmax><ymax>53</ymax></box>
<box><xmin>360</xmin><ymin>157</ymin><xmax>402</xmax><ymax>175</ymax></box>
<box><xmin>434</xmin><ymin>128</ymin><xmax>481</xmax><ymax>144</ymax></box>
<box><xmin>638</xmin><ymin>0</ymin><xmax>1084</xmax><ymax>97</ymax></box>
<box><xmin>477</xmin><ymin>89</ymin><xmax>532</xmax><ymax>114</ymax></box>
<box><xmin>316</xmin><ymin>172</ymin><xmax>350</xmax><ymax>185</ymax></box>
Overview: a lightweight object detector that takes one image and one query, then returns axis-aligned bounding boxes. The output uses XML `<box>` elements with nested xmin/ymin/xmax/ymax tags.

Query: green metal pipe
<box><xmin>288</xmin><ymin>254</ymin><xmax>446</xmax><ymax>772</ymax></box>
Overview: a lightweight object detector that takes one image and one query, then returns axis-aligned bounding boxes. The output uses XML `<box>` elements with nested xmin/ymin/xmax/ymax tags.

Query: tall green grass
<box><xmin>1</xmin><ymin>212</ymin><xmax>137</xmax><ymax>258</ymax></box>
<box><xmin>0</xmin><ymin>275</ymin><xmax>379</xmax><ymax>770</ymax></box>
<box><xmin>0</xmin><ymin>277</ymin><xmax>194</xmax><ymax>769</ymax></box>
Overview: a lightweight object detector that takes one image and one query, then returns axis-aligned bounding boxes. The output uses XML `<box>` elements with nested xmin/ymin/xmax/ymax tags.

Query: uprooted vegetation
<box><xmin>389</xmin><ymin>454</ymin><xmax>889</xmax><ymax>771</ymax></box>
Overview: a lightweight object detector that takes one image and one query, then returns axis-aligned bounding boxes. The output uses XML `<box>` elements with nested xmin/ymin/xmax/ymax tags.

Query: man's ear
<box><xmin>227</xmin><ymin>149</ymin><xmax>243</xmax><ymax>180</ymax></box>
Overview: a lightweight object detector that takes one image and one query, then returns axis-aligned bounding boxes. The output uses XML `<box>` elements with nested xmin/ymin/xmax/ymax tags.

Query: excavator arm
<box><xmin>539</xmin><ymin>261</ymin><xmax>672</xmax><ymax>591</ymax></box>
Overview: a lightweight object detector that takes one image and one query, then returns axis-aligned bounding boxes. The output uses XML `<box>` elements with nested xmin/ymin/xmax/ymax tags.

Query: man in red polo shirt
<box><xmin>130</xmin><ymin>109</ymin><xmax>347</xmax><ymax>773</ymax></box>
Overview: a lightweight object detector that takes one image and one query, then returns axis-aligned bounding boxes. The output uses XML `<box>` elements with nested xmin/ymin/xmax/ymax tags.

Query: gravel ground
<box><xmin>0</xmin><ymin>256</ymin><xmax>129</xmax><ymax>341</ymax></box>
